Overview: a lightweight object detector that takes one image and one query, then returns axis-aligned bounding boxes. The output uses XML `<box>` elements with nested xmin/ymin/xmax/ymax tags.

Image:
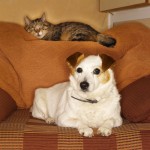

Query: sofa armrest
<box><xmin>0</xmin><ymin>88</ymin><xmax>17</xmax><ymax>122</ymax></box>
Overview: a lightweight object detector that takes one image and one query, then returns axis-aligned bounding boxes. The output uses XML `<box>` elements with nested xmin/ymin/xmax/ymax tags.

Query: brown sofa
<box><xmin>0</xmin><ymin>22</ymin><xmax>150</xmax><ymax>150</ymax></box>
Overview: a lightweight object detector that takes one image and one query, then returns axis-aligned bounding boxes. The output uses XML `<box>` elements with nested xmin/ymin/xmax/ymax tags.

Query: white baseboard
<box><xmin>108</xmin><ymin>6</ymin><xmax>150</xmax><ymax>28</ymax></box>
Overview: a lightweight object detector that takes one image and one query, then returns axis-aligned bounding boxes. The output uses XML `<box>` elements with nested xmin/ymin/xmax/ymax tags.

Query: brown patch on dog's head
<box><xmin>99</xmin><ymin>54</ymin><xmax>115</xmax><ymax>83</ymax></box>
<box><xmin>66</xmin><ymin>52</ymin><xmax>85</xmax><ymax>74</ymax></box>
<box><xmin>100</xmin><ymin>54</ymin><xmax>115</xmax><ymax>72</ymax></box>
<box><xmin>99</xmin><ymin>70</ymin><xmax>110</xmax><ymax>83</ymax></box>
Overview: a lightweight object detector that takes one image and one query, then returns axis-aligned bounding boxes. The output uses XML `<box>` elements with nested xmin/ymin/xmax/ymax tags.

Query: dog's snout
<box><xmin>80</xmin><ymin>81</ymin><xmax>89</xmax><ymax>91</ymax></box>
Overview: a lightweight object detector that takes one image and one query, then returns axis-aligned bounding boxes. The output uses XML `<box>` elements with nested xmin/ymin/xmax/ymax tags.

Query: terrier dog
<box><xmin>32</xmin><ymin>52</ymin><xmax>122</xmax><ymax>137</ymax></box>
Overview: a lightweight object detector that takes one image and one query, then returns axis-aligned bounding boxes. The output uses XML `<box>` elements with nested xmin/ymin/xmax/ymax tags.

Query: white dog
<box><xmin>32</xmin><ymin>52</ymin><xmax>122</xmax><ymax>137</ymax></box>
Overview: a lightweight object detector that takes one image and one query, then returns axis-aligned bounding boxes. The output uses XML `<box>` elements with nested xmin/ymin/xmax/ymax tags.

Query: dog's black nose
<box><xmin>80</xmin><ymin>81</ymin><xmax>89</xmax><ymax>91</ymax></box>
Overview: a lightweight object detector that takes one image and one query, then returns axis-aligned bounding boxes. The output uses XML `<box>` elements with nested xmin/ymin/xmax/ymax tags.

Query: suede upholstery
<box><xmin>0</xmin><ymin>88</ymin><xmax>17</xmax><ymax>121</ymax></box>
<box><xmin>0</xmin><ymin>22</ymin><xmax>150</xmax><ymax>122</ymax></box>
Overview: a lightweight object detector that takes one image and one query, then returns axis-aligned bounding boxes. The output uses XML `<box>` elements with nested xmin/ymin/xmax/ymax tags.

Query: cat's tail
<box><xmin>97</xmin><ymin>33</ymin><xmax>116</xmax><ymax>47</ymax></box>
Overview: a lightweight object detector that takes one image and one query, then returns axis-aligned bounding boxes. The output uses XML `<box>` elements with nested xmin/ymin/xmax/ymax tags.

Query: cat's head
<box><xmin>24</xmin><ymin>13</ymin><xmax>49</xmax><ymax>39</ymax></box>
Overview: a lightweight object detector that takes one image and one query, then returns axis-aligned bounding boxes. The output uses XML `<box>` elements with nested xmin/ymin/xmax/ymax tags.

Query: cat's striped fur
<box><xmin>24</xmin><ymin>13</ymin><xmax>116</xmax><ymax>47</ymax></box>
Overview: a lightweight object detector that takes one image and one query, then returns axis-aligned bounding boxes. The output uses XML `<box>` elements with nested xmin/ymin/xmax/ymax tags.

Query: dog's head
<box><xmin>66</xmin><ymin>52</ymin><xmax>115</xmax><ymax>93</ymax></box>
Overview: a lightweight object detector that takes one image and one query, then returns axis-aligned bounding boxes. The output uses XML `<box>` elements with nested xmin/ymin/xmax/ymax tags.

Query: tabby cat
<box><xmin>24</xmin><ymin>13</ymin><xmax>116</xmax><ymax>47</ymax></box>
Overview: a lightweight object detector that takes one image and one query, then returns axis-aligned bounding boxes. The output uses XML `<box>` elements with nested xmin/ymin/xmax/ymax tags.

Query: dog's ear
<box><xmin>100</xmin><ymin>54</ymin><xmax>115</xmax><ymax>72</ymax></box>
<box><xmin>66</xmin><ymin>52</ymin><xmax>85</xmax><ymax>72</ymax></box>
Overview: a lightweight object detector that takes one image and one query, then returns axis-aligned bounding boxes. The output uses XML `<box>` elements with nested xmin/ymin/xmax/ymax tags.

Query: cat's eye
<box><xmin>29</xmin><ymin>28</ymin><xmax>34</xmax><ymax>31</ymax></box>
<box><xmin>43</xmin><ymin>26</ymin><xmax>48</xmax><ymax>30</ymax></box>
<box><xmin>93</xmin><ymin>68</ymin><xmax>100</xmax><ymax>75</ymax></box>
<box><xmin>76</xmin><ymin>67</ymin><xmax>83</xmax><ymax>73</ymax></box>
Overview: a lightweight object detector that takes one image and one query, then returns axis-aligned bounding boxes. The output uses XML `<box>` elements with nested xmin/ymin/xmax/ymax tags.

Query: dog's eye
<box><xmin>93</xmin><ymin>68</ymin><xmax>100</xmax><ymax>75</ymax></box>
<box><xmin>76</xmin><ymin>67</ymin><xmax>83</xmax><ymax>73</ymax></box>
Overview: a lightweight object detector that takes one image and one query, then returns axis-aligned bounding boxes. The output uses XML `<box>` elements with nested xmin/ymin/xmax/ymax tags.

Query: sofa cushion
<box><xmin>0</xmin><ymin>109</ymin><xmax>150</xmax><ymax>149</ymax></box>
<box><xmin>0</xmin><ymin>88</ymin><xmax>17</xmax><ymax>121</ymax></box>
<box><xmin>121</xmin><ymin>75</ymin><xmax>150</xmax><ymax>122</ymax></box>
<box><xmin>0</xmin><ymin>22</ymin><xmax>150</xmax><ymax>111</ymax></box>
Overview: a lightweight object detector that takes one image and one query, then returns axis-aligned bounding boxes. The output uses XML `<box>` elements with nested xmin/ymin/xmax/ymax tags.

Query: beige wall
<box><xmin>0</xmin><ymin>0</ymin><xmax>108</xmax><ymax>32</ymax></box>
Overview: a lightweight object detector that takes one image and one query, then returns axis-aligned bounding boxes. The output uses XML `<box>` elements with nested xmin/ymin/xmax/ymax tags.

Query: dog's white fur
<box><xmin>32</xmin><ymin>55</ymin><xmax>122</xmax><ymax>137</ymax></box>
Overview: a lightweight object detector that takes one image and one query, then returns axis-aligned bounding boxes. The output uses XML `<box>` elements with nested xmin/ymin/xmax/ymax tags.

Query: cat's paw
<box><xmin>97</xmin><ymin>127</ymin><xmax>112</xmax><ymax>136</ymax></box>
<box><xmin>78</xmin><ymin>127</ymin><xmax>94</xmax><ymax>137</ymax></box>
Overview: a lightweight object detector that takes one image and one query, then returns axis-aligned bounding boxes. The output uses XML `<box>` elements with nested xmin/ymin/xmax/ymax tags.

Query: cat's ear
<box><xmin>66</xmin><ymin>52</ymin><xmax>84</xmax><ymax>74</ymax></box>
<box><xmin>100</xmin><ymin>54</ymin><xmax>115</xmax><ymax>72</ymax></box>
<box><xmin>41</xmin><ymin>13</ymin><xmax>46</xmax><ymax>22</ymax></box>
<box><xmin>24</xmin><ymin>16</ymin><xmax>31</xmax><ymax>26</ymax></box>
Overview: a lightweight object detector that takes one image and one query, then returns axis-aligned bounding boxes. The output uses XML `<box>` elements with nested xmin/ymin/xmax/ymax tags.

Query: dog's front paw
<box><xmin>97</xmin><ymin>127</ymin><xmax>112</xmax><ymax>136</ymax></box>
<box><xmin>45</xmin><ymin>117</ymin><xmax>55</xmax><ymax>124</ymax></box>
<box><xmin>78</xmin><ymin>127</ymin><xmax>94</xmax><ymax>137</ymax></box>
